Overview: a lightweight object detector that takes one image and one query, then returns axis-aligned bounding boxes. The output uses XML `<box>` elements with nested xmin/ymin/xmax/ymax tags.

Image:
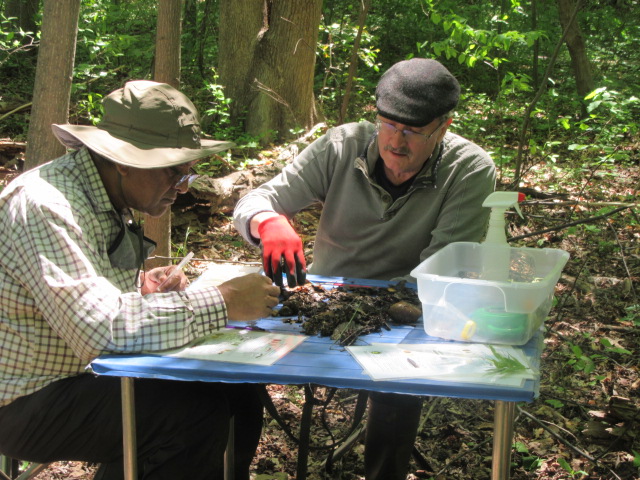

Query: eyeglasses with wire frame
<box><xmin>168</xmin><ymin>166</ymin><xmax>200</xmax><ymax>188</ymax></box>
<box><xmin>375</xmin><ymin>119</ymin><xmax>446</xmax><ymax>144</ymax></box>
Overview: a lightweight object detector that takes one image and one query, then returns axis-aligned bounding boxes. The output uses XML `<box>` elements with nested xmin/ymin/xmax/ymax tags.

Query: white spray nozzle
<box><xmin>482</xmin><ymin>191</ymin><xmax>525</xmax><ymax>245</ymax></box>
<box><xmin>482</xmin><ymin>191</ymin><xmax>524</xmax><ymax>210</ymax></box>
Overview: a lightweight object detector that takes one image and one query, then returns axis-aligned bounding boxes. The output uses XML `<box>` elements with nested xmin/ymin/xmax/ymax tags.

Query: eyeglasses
<box><xmin>376</xmin><ymin>119</ymin><xmax>445</xmax><ymax>144</ymax></box>
<box><xmin>168</xmin><ymin>166</ymin><xmax>200</xmax><ymax>188</ymax></box>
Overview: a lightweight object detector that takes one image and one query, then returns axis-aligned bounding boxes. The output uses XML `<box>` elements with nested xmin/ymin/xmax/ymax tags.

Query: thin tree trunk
<box><xmin>4</xmin><ymin>0</ymin><xmax>39</xmax><ymax>34</ymax></box>
<box><xmin>154</xmin><ymin>0</ymin><xmax>182</xmax><ymax>89</ymax></box>
<box><xmin>25</xmin><ymin>0</ymin><xmax>80</xmax><ymax>169</ymax></box>
<box><xmin>197</xmin><ymin>0</ymin><xmax>214</xmax><ymax>77</ymax></box>
<box><xmin>338</xmin><ymin>0</ymin><xmax>371</xmax><ymax>124</ymax></box>
<box><xmin>557</xmin><ymin>0</ymin><xmax>594</xmax><ymax>99</ymax></box>
<box><xmin>514</xmin><ymin>0</ymin><xmax>582</xmax><ymax>183</ymax></box>
<box><xmin>145</xmin><ymin>0</ymin><xmax>183</xmax><ymax>269</ymax></box>
<box><xmin>531</xmin><ymin>0</ymin><xmax>539</xmax><ymax>88</ymax></box>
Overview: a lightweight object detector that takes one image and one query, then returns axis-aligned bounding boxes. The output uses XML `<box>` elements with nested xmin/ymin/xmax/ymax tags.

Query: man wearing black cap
<box><xmin>234</xmin><ymin>58</ymin><xmax>496</xmax><ymax>479</ymax></box>
<box><xmin>0</xmin><ymin>80</ymin><xmax>280</xmax><ymax>479</ymax></box>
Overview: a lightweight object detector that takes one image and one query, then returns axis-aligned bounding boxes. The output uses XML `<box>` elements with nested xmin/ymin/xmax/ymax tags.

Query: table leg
<box><xmin>224</xmin><ymin>417</ymin><xmax>235</xmax><ymax>480</ymax></box>
<box><xmin>296</xmin><ymin>385</ymin><xmax>315</xmax><ymax>480</ymax></box>
<box><xmin>121</xmin><ymin>377</ymin><xmax>137</xmax><ymax>480</ymax></box>
<box><xmin>0</xmin><ymin>455</ymin><xmax>12</xmax><ymax>480</ymax></box>
<box><xmin>491</xmin><ymin>400</ymin><xmax>515</xmax><ymax>480</ymax></box>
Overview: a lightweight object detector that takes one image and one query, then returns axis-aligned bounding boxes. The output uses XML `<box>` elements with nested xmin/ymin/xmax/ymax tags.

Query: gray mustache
<box><xmin>383</xmin><ymin>144</ymin><xmax>409</xmax><ymax>155</ymax></box>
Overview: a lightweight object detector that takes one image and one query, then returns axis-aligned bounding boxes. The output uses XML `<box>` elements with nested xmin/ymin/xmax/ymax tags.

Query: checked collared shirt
<box><xmin>0</xmin><ymin>148</ymin><xmax>227</xmax><ymax>407</ymax></box>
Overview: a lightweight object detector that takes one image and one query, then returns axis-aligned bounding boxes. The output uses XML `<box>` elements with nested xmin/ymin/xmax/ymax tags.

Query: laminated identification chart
<box><xmin>163</xmin><ymin>329</ymin><xmax>307</xmax><ymax>366</ymax></box>
<box><xmin>347</xmin><ymin>342</ymin><xmax>537</xmax><ymax>386</ymax></box>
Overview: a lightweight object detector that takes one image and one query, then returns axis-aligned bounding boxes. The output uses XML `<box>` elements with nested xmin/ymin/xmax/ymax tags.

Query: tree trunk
<box><xmin>196</xmin><ymin>0</ymin><xmax>214</xmax><ymax>77</ymax></box>
<box><xmin>514</xmin><ymin>0</ymin><xmax>581</xmax><ymax>183</ymax></box>
<box><xmin>531</xmin><ymin>0</ymin><xmax>539</xmax><ymax>89</ymax></box>
<box><xmin>24</xmin><ymin>0</ymin><xmax>80</xmax><ymax>170</ymax></box>
<box><xmin>145</xmin><ymin>0</ymin><xmax>183</xmax><ymax>269</ymax></box>
<box><xmin>183</xmin><ymin>0</ymin><xmax>197</xmax><ymax>71</ymax></box>
<box><xmin>338</xmin><ymin>0</ymin><xmax>371</xmax><ymax>124</ymax></box>
<box><xmin>218</xmin><ymin>0</ymin><xmax>323</xmax><ymax>143</ymax></box>
<box><xmin>183</xmin><ymin>0</ymin><xmax>197</xmax><ymax>40</ymax></box>
<box><xmin>154</xmin><ymin>0</ymin><xmax>182</xmax><ymax>89</ymax></box>
<box><xmin>4</xmin><ymin>0</ymin><xmax>39</xmax><ymax>34</ymax></box>
<box><xmin>557</xmin><ymin>0</ymin><xmax>594</xmax><ymax>99</ymax></box>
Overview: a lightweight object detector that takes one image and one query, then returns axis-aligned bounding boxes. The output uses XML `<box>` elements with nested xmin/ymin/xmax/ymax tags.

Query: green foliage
<box><xmin>74</xmin><ymin>92</ymin><xmax>104</xmax><ymax>126</ymax></box>
<box><xmin>566</xmin><ymin>343</ymin><xmax>596</xmax><ymax>374</ymax></box>
<box><xmin>0</xmin><ymin>13</ymin><xmax>39</xmax><ymax>137</ymax></box>
<box><xmin>599</xmin><ymin>337</ymin><xmax>632</xmax><ymax>356</ymax></box>
<box><xmin>200</xmin><ymin>78</ymin><xmax>234</xmax><ymax>135</ymax></box>
<box><xmin>424</xmin><ymin>6</ymin><xmax>545</xmax><ymax>72</ymax></box>
<box><xmin>0</xmin><ymin>13</ymin><xmax>38</xmax><ymax>68</ymax></box>
<box><xmin>1</xmin><ymin>0</ymin><xmax>639</xmax><ymax>179</ymax></box>
<box><xmin>181</xmin><ymin>1</ymin><xmax>220</xmax><ymax>81</ymax></box>
<box><xmin>70</xmin><ymin>0</ymin><xmax>158</xmax><ymax>120</ymax></box>
<box><xmin>171</xmin><ymin>224</ymin><xmax>192</xmax><ymax>259</ymax></box>
<box><xmin>484</xmin><ymin>345</ymin><xmax>529</xmax><ymax>375</ymax></box>
<box><xmin>513</xmin><ymin>441</ymin><xmax>543</xmax><ymax>471</ymax></box>
<box><xmin>316</xmin><ymin>7</ymin><xmax>380</xmax><ymax>121</ymax></box>
<box><xmin>619</xmin><ymin>305</ymin><xmax>640</xmax><ymax>327</ymax></box>
<box><xmin>544</xmin><ymin>398</ymin><xmax>564</xmax><ymax>409</ymax></box>
<box><xmin>560</xmin><ymin>88</ymin><xmax>640</xmax><ymax>167</ymax></box>
<box><xmin>557</xmin><ymin>456</ymin><xmax>588</xmax><ymax>479</ymax></box>
<box><xmin>564</xmin><ymin>330</ymin><xmax>634</xmax><ymax>382</ymax></box>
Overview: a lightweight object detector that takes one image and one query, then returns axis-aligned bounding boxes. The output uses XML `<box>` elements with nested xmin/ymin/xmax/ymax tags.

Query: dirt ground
<box><xmin>1</xmin><ymin>144</ymin><xmax>638</xmax><ymax>480</ymax></box>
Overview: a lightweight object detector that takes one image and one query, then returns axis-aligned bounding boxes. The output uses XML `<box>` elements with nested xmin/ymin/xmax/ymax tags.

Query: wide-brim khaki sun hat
<box><xmin>52</xmin><ymin>80</ymin><xmax>234</xmax><ymax>169</ymax></box>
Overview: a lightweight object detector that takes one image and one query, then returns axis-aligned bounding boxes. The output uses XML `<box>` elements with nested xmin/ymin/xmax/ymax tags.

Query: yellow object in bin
<box><xmin>461</xmin><ymin>320</ymin><xmax>477</xmax><ymax>340</ymax></box>
<box><xmin>411</xmin><ymin>191</ymin><xmax>570</xmax><ymax>345</ymax></box>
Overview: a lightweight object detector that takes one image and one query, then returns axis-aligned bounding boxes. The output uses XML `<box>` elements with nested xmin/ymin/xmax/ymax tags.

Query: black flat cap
<box><xmin>375</xmin><ymin>58</ymin><xmax>460</xmax><ymax>127</ymax></box>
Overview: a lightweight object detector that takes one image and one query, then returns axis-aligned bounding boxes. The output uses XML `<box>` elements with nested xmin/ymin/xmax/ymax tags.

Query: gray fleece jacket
<box><xmin>233</xmin><ymin>121</ymin><xmax>496</xmax><ymax>282</ymax></box>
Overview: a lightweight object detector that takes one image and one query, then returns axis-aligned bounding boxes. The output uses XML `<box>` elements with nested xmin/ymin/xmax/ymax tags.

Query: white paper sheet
<box><xmin>163</xmin><ymin>329</ymin><xmax>306</xmax><ymax>366</ymax></box>
<box><xmin>346</xmin><ymin>342</ymin><xmax>537</xmax><ymax>386</ymax></box>
<box><xmin>187</xmin><ymin>262</ymin><xmax>261</xmax><ymax>290</ymax></box>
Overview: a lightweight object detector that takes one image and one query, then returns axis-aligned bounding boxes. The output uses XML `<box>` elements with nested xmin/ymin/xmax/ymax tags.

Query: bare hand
<box><xmin>140</xmin><ymin>266</ymin><xmax>189</xmax><ymax>295</ymax></box>
<box><xmin>217</xmin><ymin>273</ymin><xmax>281</xmax><ymax>321</ymax></box>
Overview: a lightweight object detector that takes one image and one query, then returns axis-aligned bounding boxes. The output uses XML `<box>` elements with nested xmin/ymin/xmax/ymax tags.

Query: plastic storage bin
<box><xmin>410</xmin><ymin>242</ymin><xmax>569</xmax><ymax>345</ymax></box>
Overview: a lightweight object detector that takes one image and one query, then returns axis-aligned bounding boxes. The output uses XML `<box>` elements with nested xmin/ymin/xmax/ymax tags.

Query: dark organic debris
<box><xmin>274</xmin><ymin>282</ymin><xmax>421</xmax><ymax>346</ymax></box>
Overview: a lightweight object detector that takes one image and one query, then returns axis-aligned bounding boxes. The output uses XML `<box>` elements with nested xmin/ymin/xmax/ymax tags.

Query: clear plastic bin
<box><xmin>410</xmin><ymin>242</ymin><xmax>569</xmax><ymax>345</ymax></box>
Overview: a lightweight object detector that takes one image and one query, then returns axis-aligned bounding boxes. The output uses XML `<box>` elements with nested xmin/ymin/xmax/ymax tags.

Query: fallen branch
<box><xmin>508</xmin><ymin>205</ymin><xmax>632</xmax><ymax>242</ymax></box>
<box><xmin>526</xmin><ymin>201</ymin><xmax>638</xmax><ymax>208</ymax></box>
<box><xmin>517</xmin><ymin>405</ymin><xmax>623</xmax><ymax>480</ymax></box>
<box><xmin>0</xmin><ymin>102</ymin><xmax>32</xmax><ymax>122</ymax></box>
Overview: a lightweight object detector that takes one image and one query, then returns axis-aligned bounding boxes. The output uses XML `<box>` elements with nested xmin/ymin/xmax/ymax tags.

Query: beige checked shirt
<box><xmin>0</xmin><ymin>148</ymin><xmax>227</xmax><ymax>407</ymax></box>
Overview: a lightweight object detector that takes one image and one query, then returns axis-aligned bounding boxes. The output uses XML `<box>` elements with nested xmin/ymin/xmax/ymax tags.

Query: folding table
<box><xmin>90</xmin><ymin>276</ymin><xmax>543</xmax><ymax>480</ymax></box>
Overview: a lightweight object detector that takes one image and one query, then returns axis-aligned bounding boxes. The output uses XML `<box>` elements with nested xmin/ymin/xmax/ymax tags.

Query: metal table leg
<box><xmin>296</xmin><ymin>385</ymin><xmax>316</xmax><ymax>480</ymax></box>
<box><xmin>121</xmin><ymin>378</ymin><xmax>137</xmax><ymax>480</ymax></box>
<box><xmin>491</xmin><ymin>400</ymin><xmax>515</xmax><ymax>480</ymax></box>
<box><xmin>224</xmin><ymin>417</ymin><xmax>235</xmax><ymax>480</ymax></box>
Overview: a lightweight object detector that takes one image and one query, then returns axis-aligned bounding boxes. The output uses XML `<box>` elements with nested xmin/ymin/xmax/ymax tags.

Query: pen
<box><xmin>226</xmin><ymin>325</ymin><xmax>267</xmax><ymax>332</ymax></box>
<box><xmin>407</xmin><ymin>357</ymin><xmax>419</xmax><ymax>368</ymax></box>
<box><xmin>159</xmin><ymin>251</ymin><xmax>194</xmax><ymax>289</ymax></box>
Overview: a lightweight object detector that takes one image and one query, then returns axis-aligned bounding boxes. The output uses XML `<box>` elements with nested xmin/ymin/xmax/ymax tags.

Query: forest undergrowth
<box><xmin>2</xmin><ymin>146</ymin><xmax>637</xmax><ymax>480</ymax></box>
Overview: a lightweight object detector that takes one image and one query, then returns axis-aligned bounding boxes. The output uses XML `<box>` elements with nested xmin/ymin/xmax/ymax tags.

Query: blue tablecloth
<box><xmin>91</xmin><ymin>275</ymin><xmax>542</xmax><ymax>402</ymax></box>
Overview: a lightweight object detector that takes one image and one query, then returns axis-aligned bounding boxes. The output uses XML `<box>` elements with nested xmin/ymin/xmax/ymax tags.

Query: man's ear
<box><xmin>115</xmin><ymin>164</ymin><xmax>130</xmax><ymax>177</ymax></box>
<box><xmin>438</xmin><ymin>117</ymin><xmax>453</xmax><ymax>140</ymax></box>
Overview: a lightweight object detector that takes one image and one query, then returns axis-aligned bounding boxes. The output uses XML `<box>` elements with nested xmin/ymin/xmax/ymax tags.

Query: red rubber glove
<box><xmin>257</xmin><ymin>215</ymin><xmax>307</xmax><ymax>287</ymax></box>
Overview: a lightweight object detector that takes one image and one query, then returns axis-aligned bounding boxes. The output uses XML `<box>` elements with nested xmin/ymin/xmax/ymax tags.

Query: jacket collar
<box><xmin>356</xmin><ymin>132</ymin><xmax>444</xmax><ymax>188</ymax></box>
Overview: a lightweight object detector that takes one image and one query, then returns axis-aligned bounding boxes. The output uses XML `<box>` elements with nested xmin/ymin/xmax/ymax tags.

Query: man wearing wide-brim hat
<box><xmin>0</xmin><ymin>80</ymin><xmax>279</xmax><ymax>479</ymax></box>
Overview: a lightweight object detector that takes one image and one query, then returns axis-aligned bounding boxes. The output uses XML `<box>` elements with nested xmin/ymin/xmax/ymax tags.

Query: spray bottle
<box><xmin>452</xmin><ymin>191</ymin><xmax>526</xmax><ymax>342</ymax></box>
<box><xmin>480</xmin><ymin>191</ymin><xmax>525</xmax><ymax>282</ymax></box>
